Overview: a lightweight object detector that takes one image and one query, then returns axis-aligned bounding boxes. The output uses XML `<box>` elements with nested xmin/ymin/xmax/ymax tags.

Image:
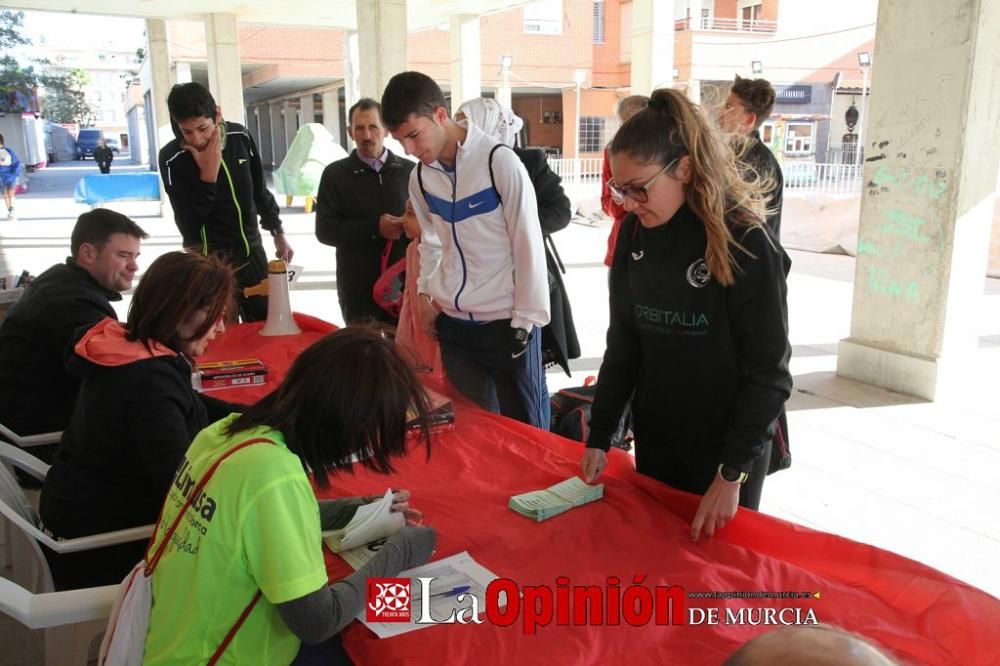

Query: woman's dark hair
<box><xmin>610</xmin><ymin>88</ymin><xmax>770</xmax><ymax>286</ymax></box>
<box><xmin>126</xmin><ymin>251</ymin><xmax>236</xmax><ymax>353</ymax></box>
<box><xmin>226</xmin><ymin>327</ymin><xmax>433</xmax><ymax>487</ymax></box>
<box><xmin>167</xmin><ymin>82</ymin><xmax>218</xmax><ymax>141</ymax></box>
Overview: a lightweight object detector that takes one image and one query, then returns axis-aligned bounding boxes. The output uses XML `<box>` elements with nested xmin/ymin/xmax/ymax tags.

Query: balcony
<box><xmin>674</xmin><ymin>17</ymin><xmax>777</xmax><ymax>34</ymax></box>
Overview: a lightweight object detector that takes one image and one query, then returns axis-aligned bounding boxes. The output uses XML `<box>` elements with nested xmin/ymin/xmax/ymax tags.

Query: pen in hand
<box><xmin>428</xmin><ymin>585</ymin><xmax>471</xmax><ymax>599</ymax></box>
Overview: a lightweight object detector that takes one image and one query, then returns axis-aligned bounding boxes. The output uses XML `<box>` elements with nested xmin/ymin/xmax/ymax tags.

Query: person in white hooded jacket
<box><xmin>381</xmin><ymin>71</ymin><xmax>551</xmax><ymax>429</ymax></box>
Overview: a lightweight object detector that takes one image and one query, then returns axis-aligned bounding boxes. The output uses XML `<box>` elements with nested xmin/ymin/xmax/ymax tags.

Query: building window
<box><xmin>579</xmin><ymin>116</ymin><xmax>605</xmax><ymax>153</ymax></box>
<box><xmin>524</xmin><ymin>0</ymin><xmax>563</xmax><ymax>35</ymax></box>
<box><xmin>784</xmin><ymin>122</ymin><xmax>815</xmax><ymax>155</ymax></box>
<box><xmin>593</xmin><ymin>0</ymin><xmax>605</xmax><ymax>43</ymax></box>
<box><xmin>740</xmin><ymin>1</ymin><xmax>762</xmax><ymax>29</ymax></box>
<box><xmin>760</xmin><ymin>122</ymin><xmax>775</xmax><ymax>146</ymax></box>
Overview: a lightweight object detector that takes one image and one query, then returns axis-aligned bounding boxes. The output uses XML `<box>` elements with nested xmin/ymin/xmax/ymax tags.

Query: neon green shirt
<box><xmin>143</xmin><ymin>415</ymin><xmax>328</xmax><ymax>665</ymax></box>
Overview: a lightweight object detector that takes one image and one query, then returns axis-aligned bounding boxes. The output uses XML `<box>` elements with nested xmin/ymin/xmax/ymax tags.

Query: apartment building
<box><xmin>37</xmin><ymin>42</ymin><xmax>144</xmax><ymax>153</ymax></box>
<box><xmin>131</xmin><ymin>0</ymin><xmax>876</xmax><ymax>169</ymax></box>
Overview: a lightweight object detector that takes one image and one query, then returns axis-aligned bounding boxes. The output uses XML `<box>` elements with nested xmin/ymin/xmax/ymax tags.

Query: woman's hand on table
<box><xmin>690</xmin><ymin>474</ymin><xmax>740</xmax><ymax>542</ymax></box>
<box><xmin>580</xmin><ymin>447</ymin><xmax>608</xmax><ymax>484</ymax></box>
<box><xmin>390</xmin><ymin>489</ymin><xmax>424</xmax><ymax>526</ymax></box>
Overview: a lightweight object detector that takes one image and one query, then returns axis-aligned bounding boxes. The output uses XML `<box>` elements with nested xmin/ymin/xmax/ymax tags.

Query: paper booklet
<box><xmin>323</xmin><ymin>488</ymin><xmax>404</xmax><ymax>552</ymax></box>
<box><xmin>508</xmin><ymin>476</ymin><xmax>605</xmax><ymax>522</ymax></box>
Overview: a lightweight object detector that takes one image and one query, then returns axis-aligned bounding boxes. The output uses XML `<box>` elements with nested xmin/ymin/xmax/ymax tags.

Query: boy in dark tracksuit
<box><xmin>159</xmin><ymin>82</ymin><xmax>292</xmax><ymax>322</ymax></box>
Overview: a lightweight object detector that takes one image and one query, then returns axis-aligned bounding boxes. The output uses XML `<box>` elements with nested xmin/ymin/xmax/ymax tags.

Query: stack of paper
<box><xmin>323</xmin><ymin>489</ymin><xmax>404</xmax><ymax>552</ymax></box>
<box><xmin>508</xmin><ymin>476</ymin><xmax>604</xmax><ymax>522</ymax></box>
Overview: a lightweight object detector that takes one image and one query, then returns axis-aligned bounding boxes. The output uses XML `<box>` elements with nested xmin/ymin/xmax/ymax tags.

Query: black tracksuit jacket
<box><xmin>586</xmin><ymin>206</ymin><xmax>792</xmax><ymax>478</ymax></box>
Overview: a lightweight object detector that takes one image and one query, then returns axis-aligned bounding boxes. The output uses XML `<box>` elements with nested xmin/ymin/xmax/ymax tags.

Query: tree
<box><xmin>0</xmin><ymin>11</ymin><xmax>38</xmax><ymax>112</ymax></box>
<box><xmin>40</xmin><ymin>68</ymin><xmax>96</xmax><ymax>125</ymax></box>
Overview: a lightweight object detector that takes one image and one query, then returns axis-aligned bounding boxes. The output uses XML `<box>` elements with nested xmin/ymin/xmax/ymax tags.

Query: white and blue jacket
<box><xmin>410</xmin><ymin>122</ymin><xmax>550</xmax><ymax>331</ymax></box>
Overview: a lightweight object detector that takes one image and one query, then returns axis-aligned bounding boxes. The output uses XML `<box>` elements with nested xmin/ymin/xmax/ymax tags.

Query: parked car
<box><xmin>105</xmin><ymin>137</ymin><xmax>121</xmax><ymax>155</ymax></box>
<box><xmin>75</xmin><ymin>128</ymin><xmax>104</xmax><ymax>159</ymax></box>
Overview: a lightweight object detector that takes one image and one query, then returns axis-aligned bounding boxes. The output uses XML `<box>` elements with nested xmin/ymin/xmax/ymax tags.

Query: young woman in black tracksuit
<box><xmin>581</xmin><ymin>88</ymin><xmax>792</xmax><ymax>542</ymax></box>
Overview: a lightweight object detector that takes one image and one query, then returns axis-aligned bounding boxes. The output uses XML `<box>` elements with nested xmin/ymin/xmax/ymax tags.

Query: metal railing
<box><xmin>674</xmin><ymin>17</ymin><xmax>778</xmax><ymax>33</ymax></box>
<box><xmin>783</xmin><ymin>162</ymin><xmax>863</xmax><ymax>195</ymax></box>
<box><xmin>547</xmin><ymin>158</ymin><xmax>605</xmax><ymax>186</ymax></box>
<box><xmin>544</xmin><ymin>158</ymin><xmax>863</xmax><ymax>204</ymax></box>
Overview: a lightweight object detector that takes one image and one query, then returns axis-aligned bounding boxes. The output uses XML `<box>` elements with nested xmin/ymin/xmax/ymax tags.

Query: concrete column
<box><xmin>836</xmin><ymin>0</ymin><xmax>1000</xmax><ymax>400</ymax></box>
<box><xmin>630</xmin><ymin>0</ymin><xmax>674</xmax><ymax>95</ymax></box>
<box><xmin>145</xmin><ymin>19</ymin><xmax>172</xmax><ymax>218</ymax></box>
<box><xmin>299</xmin><ymin>94</ymin><xmax>315</xmax><ymax>125</ymax></box>
<box><xmin>356</xmin><ymin>0</ymin><xmax>407</xmax><ymax>100</ymax></box>
<box><xmin>343</xmin><ymin>31</ymin><xmax>360</xmax><ymax>151</ymax></box>
<box><xmin>449</xmin><ymin>14</ymin><xmax>481</xmax><ymax>110</ymax></box>
<box><xmin>204</xmin><ymin>13</ymin><xmax>245</xmax><ymax>125</ymax></box>
<box><xmin>269</xmin><ymin>101</ymin><xmax>285</xmax><ymax>165</ymax></box>
<box><xmin>282</xmin><ymin>100</ymin><xmax>298</xmax><ymax>160</ymax></box>
<box><xmin>687</xmin><ymin>78</ymin><xmax>701</xmax><ymax>104</ymax></box>
<box><xmin>322</xmin><ymin>88</ymin><xmax>342</xmax><ymax>147</ymax></box>
<box><xmin>145</xmin><ymin>19</ymin><xmax>173</xmax><ymax>156</ymax></box>
<box><xmin>173</xmin><ymin>61</ymin><xmax>192</xmax><ymax>85</ymax></box>
<box><xmin>246</xmin><ymin>104</ymin><xmax>259</xmax><ymax>145</ymax></box>
<box><xmin>257</xmin><ymin>104</ymin><xmax>274</xmax><ymax>168</ymax></box>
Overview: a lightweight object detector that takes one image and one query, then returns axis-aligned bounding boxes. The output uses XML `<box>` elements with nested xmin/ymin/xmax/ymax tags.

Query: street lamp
<box><xmin>855</xmin><ymin>51</ymin><xmax>871</xmax><ymax>168</ymax></box>
<box><xmin>499</xmin><ymin>55</ymin><xmax>513</xmax><ymax>109</ymax></box>
<box><xmin>751</xmin><ymin>60</ymin><xmax>763</xmax><ymax>75</ymax></box>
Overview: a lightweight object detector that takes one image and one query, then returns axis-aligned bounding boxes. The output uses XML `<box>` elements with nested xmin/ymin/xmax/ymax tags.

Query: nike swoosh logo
<box><xmin>468</xmin><ymin>201</ymin><xmax>484</xmax><ymax>209</ymax></box>
<box><xmin>239</xmin><ymin>158</ymin><xmax>248</xmax><ymax>164</ymax></box>
<box><xmin>631</xmin><ymin>251</ymin><xmax>644</xmax><ymax>261</ymax></box>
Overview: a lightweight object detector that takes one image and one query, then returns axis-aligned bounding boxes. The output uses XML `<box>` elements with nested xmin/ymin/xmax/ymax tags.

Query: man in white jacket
<box><xmin>382</xmin><ymin>72</ymin><xmax>551</xmax><ymax>429</ymax></box>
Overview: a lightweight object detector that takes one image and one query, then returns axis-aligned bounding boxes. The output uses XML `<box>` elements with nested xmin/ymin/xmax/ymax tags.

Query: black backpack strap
<box><xmin>416</xmin><ymin>162</ymin><xmax>430</xmax><ymax>208</ymax></box>
<box><xmin>487</xmin><ymin>143</ymin><xmax>512</xmax><ymax>206</ymax></box>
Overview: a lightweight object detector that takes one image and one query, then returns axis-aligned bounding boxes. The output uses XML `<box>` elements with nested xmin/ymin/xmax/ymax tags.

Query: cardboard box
<box><xmin>196</xmin><ymin>358</ymin><xmax>267</xmax><ymax>391</ymax></box>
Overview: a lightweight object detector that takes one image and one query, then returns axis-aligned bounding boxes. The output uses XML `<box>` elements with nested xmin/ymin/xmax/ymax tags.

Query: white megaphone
<box><xmin>244</xmin><ymin>260</ymin><xmax>302</xmax><ymax>336</ymax></box>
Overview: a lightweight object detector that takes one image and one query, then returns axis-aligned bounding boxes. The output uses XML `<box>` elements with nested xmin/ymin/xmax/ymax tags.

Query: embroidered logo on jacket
<box><xmin>686</xmin><ymin>259</ymin><xmax>711</xmax><ymax>288</ymax></box>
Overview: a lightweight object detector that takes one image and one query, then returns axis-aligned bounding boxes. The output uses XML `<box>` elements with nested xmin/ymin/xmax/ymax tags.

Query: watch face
<box><xmin>720</xmin><ymin>465</ymin><xmax>741</xmax><ymax>483</ymax></box>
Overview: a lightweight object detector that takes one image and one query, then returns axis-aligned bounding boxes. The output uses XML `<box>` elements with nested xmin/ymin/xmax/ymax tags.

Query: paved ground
<box><xmin>2</xmin><ymin>162</ymin><xmax>999</xmax><ymax>660</ymax></box>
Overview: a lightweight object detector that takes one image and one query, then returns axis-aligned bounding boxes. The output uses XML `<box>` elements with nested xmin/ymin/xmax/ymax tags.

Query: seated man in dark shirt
<box><xmin>718</xmin><ymin>75</ymin><xmax>784</xmax><ymax>241</ymax></box>
<box><xmin>0</xmin><ymin>208</ymin><xmax>147</xmax><ymax>458</ymax></box>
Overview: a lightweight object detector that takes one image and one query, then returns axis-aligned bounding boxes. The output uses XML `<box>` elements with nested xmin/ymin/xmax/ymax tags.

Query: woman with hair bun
<box><xmin>580</xmin><ymin>88</ymin><xmax>792</xmax><ymax>542</ymax></box>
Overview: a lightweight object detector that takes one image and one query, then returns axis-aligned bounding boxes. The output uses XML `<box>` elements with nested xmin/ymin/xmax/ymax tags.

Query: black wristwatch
<box><xmin>718</xmin><ymin>464</ymin><xmax>749</xmax><ymax>484</ymax></box>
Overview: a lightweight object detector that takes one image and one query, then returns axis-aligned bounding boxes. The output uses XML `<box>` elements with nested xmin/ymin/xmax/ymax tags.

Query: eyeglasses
<box><xmin>606</xmin><ymin>158</ymin><xmax>679</xmax><ymax>205</ymax></box>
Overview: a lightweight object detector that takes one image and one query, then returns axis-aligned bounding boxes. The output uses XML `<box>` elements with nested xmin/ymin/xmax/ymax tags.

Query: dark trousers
<box><xmin>436</xmin><ymin>315</ymin><xmax>549</xmax><ymax>430</ymax></box>
<box><xmin>632</xmin><ymin>422</ymin><xmax>772</xmax><ymax>510</ymax></box>
<box><xmin>41</xmin><ymin>538</ymin><xmax>146</xmax><ymax>591</ymax></box>
<box><xmin>292</xmin><ymin>634</ymin><xmax>353</xmax><ymax>665</ymax></box>
<box><xmin>340</xmin><ymin>299</ymin><xmax>398</xmax><ymax>327</ymax></box>
<box><xmin>225</xmin><ymin>243</ymin><xmax>270</xmax><ymax>322</ymax></box>
<box><xmin>98</xmin><ymin>163</ymin><xmax>111</xmax><ymax>174</ymax></box>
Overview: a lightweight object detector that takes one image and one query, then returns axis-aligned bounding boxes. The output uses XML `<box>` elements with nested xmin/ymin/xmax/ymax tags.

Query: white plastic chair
<box><xmin>0</xmin><ymin>442</ymin><xmax>154</xmax><ymax>664</ymax></box>
<box><xmin>0</xmin><ymin>575</ymin><xmax>117</xmax><ymax>666</ymax></box>
<box><xmin>0</xmin><ymin>441</ymin><xmax>154</xmax><ymax>592</ymax></box>
<box><xmin>0</xmin><ymin>421</ymin><xmax>62</xmax><ymax>450</ymax></box>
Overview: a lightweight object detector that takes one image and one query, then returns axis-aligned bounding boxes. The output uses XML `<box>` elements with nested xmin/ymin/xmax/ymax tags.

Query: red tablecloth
<box><xmin>196</xmin><ymin>313</ymin><xmax>336</xmax><ymax>404</ymax></box>
<box><xmin>203</xmin><ymin>319</ymin><xmax>1000</xmax><ymax>665</ymax></box>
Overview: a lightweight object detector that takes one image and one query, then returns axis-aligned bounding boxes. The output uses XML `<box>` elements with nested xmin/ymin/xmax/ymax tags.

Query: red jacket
<box><xmin>600</xmin><ymin>146</ymin><xmax>629</xmax><ymax>267</ymax></box>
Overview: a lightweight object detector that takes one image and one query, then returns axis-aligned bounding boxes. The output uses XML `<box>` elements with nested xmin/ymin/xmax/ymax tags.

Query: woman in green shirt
<box><xmin>143</xmin><ymin>327</ymin><xmax>437</xmax><ymax>665</ymax></box>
